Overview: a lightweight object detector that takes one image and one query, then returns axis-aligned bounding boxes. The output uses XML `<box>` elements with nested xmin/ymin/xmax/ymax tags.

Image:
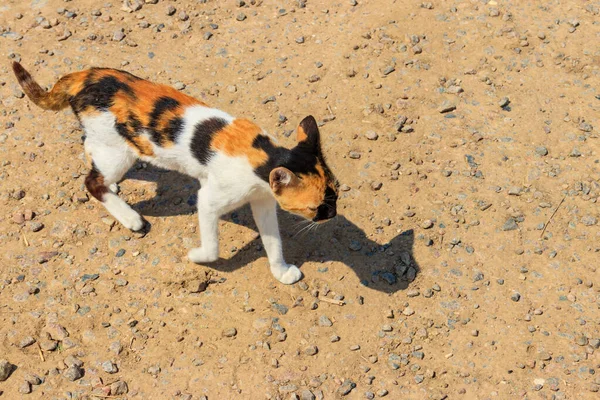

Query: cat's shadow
<box><xmin>127</xmin><ymin>166</ymin><xmax>420</xmax><ymax>294</ymax></box>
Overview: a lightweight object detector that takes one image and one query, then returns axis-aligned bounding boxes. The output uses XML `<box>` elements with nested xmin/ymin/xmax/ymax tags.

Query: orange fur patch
<box><xmin>275</xmin><ymin>163</ymin><xmax>328</xmax><ymax>219</ymax></box>
<box><xmin>211</xmin><ymin>119</ymin><xmax>269</xmax><ymax>167</ymax></box>
<box><xmin>297</xmin><ymin>125</ymin><xmax>308</xmax><ymax>142</ymax></box>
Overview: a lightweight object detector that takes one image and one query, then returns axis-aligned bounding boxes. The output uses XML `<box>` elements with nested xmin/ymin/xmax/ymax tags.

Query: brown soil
<box><xmin>1</xmin><ymin>0</ymin><xmax>599</xmax><ymax>399</ymax></box>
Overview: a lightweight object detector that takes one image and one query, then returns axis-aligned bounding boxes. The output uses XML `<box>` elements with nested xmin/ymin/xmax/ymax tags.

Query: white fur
<box><xmin>80</xmin><ymin>106</ymin><xmax>302</xmax><ymax>285</ymax></box>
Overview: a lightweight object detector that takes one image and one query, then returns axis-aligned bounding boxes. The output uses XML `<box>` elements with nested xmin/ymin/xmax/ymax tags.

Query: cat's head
<box><xmin>269</xmin><ymin>116</ymin><xmax>338</xmax><ymax>223</ymax></box>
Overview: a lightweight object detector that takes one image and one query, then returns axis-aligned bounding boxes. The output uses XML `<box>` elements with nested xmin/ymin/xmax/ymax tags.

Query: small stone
<box><xmin>421</xmin><ymin>219</ymin><xmax>434</xmax><ymax>229</ymax></box>
<box><xmin>330</xmin><ymin>335</ymin><xmax>341</xmax><ymax>342</ymax></box>
<box><xmin>576</xmin><ymin>336</ymin><xmax>588</xmax><ymax>346</ymax></box>
<box><xmin>40</xmin><ymin>339</ymin><xmax>57</xmax><ymax>351</ymax></box>
<box><xmin>511</xmin><ymin>292</ymin><xmax>521</xmax><ymax>302</ymax></box>
<box><xmin>382</xmin><ymin>65</ymin><xmax>395</xmax><ymax>75</ymax></box>
<box><xmin>502</xmin><ymin>218</ymin><xmax>518</xmax><ymax>231</ymax></box>
<box><xmin>296</xmin><ymin>36</ymin><xmax>305</xmax><ymax>44</ymax></box>
<box><xmin>174</xmin><ymin>82</ymin><xmax>186</xmax><ymax>90</ymax></box>
<box><xmin>30</xmin><ymin>222</ymin><xmax>44</xmax><ymax>232</ymax></box>
<box><xmin>23</xmin><ymin>373</ymin><xmax>42</xmax><ymax>385</ymax></box>
<box><xmin>377</xmin><ymin>389</ymin><xmax>389</xmax><ymax>397</ymax></box>
<box><xmin>499</xmin><ymin>97</ymin><xmax>510</xmax><ymax>107</ymax></box>
<box><xmin>301</xmin><ymin>389</ymin><xmax>316</xmax><ymax>400</ymax></box>
<box><xmin>349</xmin><ymin>344</ymin><xmax>360</xmax><ymax>351</ymax></box>
<box><xmin>236</xmin><ymin>13</ymin><xmax>247</xmax><ymax>21</ymax></box>
<box><xmin>370</xmin><ymin>181</ymin><xmax>383</xmax><ymax>191</ymax></box>
<box><xmin>222</xmin><ymin>328</ymin><xmax>237</xmax><ymax>337</ymax></box>
<box><xmin>581</xmin><ymin>216</ymin><xmax>597</xmax><ymax>226</ymax></box>
<box><xmin>0</xmin><ymin>360</ymin><xmax>14</xmax><ymax>381</ymax></box>
<box><xmin>471</xmin><ymin>330</ymin><xmax>479</xmax><ymax>337</ymax></box>
<box><xmin>319</xmin><ymin>315</ymin><xmax>333</xmax><ymax>327</ymax></box>
<box><xmin>349</xmin><ymin>151</ymin><xmax>361</xmax><ymax>159</ymax></box>
<box><xmin>535</xmin><ymin>146</ymin><xmax>548</xmax><ymax>156</ymax></box>
<box><xmin>438</xmin><ymin>100</ymin><xmax>456</xmax><ymax>113</ymax></box>
<box><xmin>166</xmin><ymin>5</ymin><xmax>176</xmax><ymax>15</ymax></box>
<box><xmin>102</xmin><ymin>361</ymin><xmax>118</xmax><ymax>374</ymax></box>
<box><xmin>19</xmin><ymin>336</ymin><xmax>36</xmax><ymax>348</ymax></box>
<box><xmin>365</xmin><ymin>131</ymin><xmax>379</xmax><ymax>140</ymax></box>
<box><xmin>112</xmin><ymin>29</ymin><xmax>126</xmax><ymax>42</ymax></box>
<box><xmin>19</xmin><ymin>381</ymin><xmax>31</xmax><ymax>394</ymax></box>
<box><xmin>308</xmin><ymin>75</ymin><xmax>321</xmax><ymax>83</ymax></box>
<box><xmin>203</xmin><ymin>31</ymin><xmax>213</xmax><ymax>40</ymax></box>
<box><xmin>111</xmin><ymin>381</ymin><xmax>129</xmax><ymax>395</ymax></box>
<box><xmin>63</xmin><ymin>366</ymin><xmax>83</xmax><ymax>381</ymax></box>
<box><xmin>337</xmin><ymin>380</ymin><xmax>356</xmax><ymax>396</ymax></box>
<box><xmin>402</xmin><ymin>307</ymin><xmax>415</xmax><ymax>316</ymax></box>
<box><xmin>64</xmin><ymin>355</ymin><xmax>83</xmax><ymax>368</ymax></box>
<box><xmin>178</xmin><ymin>11</ymin><xmax>188</xmax><ymax>21</ymax></box>
<box><xmin>415</xmin><ymin>375</ymin><xmax>424</xmax><ymax>384</ymax></box>
<box><xmin>304</xmin><ymin>345</ymin><xmax>318</xmax><ymax>356</ymax></box>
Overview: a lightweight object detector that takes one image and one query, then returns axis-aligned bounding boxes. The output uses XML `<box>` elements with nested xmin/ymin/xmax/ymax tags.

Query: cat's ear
<box><xmin>269</xmin><ymin>167</ymin><xmax>298</xmax><ymax>193</ymax></box>
<box><xmin>297</xmin><ymin>115</ymin><xmax>321</xmax><ymax>155</ymax></box>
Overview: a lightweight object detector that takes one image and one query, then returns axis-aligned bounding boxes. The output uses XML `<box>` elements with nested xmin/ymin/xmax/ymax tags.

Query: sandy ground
<box><xmin>1</xmin><ymin>0</ymin><xmax>599</xmax><ymax>399</ymax></box>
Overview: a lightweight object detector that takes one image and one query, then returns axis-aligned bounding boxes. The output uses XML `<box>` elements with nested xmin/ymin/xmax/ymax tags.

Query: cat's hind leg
<box><xmin>84</xmin><ymin>142</ymin><xmax>142</xmax><ymax>231</ymax></box>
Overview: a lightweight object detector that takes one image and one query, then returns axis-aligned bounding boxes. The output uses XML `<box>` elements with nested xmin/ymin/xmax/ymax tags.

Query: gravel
<box><xmin>0</xmin><ymin>360</ymin><xmax>14</xmax><ymax>381</ymax></box>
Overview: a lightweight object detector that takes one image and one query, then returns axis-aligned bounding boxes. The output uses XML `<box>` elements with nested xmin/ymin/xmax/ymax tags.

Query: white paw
<box><xmin>109</xmin><ymin>183</ymin><xmax>119</xmax><ymax>193</ymax></box>
<box><xmin>188</xmin><ymin>247</ymin><xmax>219</xmax><ymax>264</ymax></box>
<box><xmin>120</xmin><ymin>210</ymin><xmax>144</xmax><ymax>231</ymax></box>
<box><xmin>273</xmin><ymin>264</ymin><xmax>303</xmax><ymax>285</ymax></box>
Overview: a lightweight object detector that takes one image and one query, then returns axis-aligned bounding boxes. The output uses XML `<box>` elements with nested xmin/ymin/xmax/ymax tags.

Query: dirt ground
<box><xmin>1</xmin><ymin>0</ymin><xmax>599</xmax><ymax>399</ymax></box>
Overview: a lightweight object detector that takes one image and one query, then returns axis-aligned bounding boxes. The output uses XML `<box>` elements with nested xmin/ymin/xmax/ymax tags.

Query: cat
<box><xmin>12</xmin><ymin>62</ymin><xmax>338</xmax><ymax>285</ymax></box>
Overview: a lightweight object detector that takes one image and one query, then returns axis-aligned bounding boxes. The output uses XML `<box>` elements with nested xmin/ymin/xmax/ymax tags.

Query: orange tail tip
<box><xmin>12</xmin><ymin>62</ymin><xmax>70</xmax><ymax>111</ymax></box>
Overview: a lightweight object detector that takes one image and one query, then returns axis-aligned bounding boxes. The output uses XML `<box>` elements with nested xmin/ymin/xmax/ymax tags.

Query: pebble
<box><xmin>402</xmin><ymin>307</ymin><xmax>415</xmax><ymax>316</ymax></box>
<box><xmin>102</xmin><ymin>361</ymin><xmax>118</xmax><ymax>374</ymax></box>
<box><xmin>296</xmin><ymin>36</ymin><xmax>305</xmax><ymax>44</ymax></box>
<box><xmin>19</xmin><ymin>336</ymin><xmax>36</xmax><ymax>348</ymax></box>
<box><xmin>30</xmin><ymin>222</ymin><xmax>44</xmax><ymax>232</ymax></box>
<box><xmin>502</xmin><ymin>218</ymin><xmax>518</xmax><ymax>231</ymax></box>
<box><xmin>222</xmin><ymin>328</ymin><xmax>237</xmax><ymax>337</ymax></box>
<box><xmin>319</xmin><ymin>315</ymin><xmax>333</xmax><ymax>327</ymax></box>
<box><xmin>304</xmin><ymin>345</ymin><xmax>318</xmax><ymax>356</ymax></box>
<box><xmin>337</xmin><ymin>380</ymin><xmax>356</xmax><ymax>396</ymax></box>
<box><xmin>535</xmin><ymin>146</ymin><xmax>548</xmax><ymax>156</ymax></box>
<box><xmin>511</xmin><ymin>292</ymin><xmax>521</xmax><ymax>302</ymax></box>
<box><xmin>166</xmin><ymin>5</ymin><xmax>176</xmax><ymax>15</ymax></box>
<box><xmin>112</xmin><ymin>29</ymin><xmax>126</xmax><ymax>42</ymax></box>
<box><xmin>236</xmin><ymin>13</ymin><xmax>247</xmax><ymax>21</ymax></box>
<box><xmin>19</xmin><ymin>381</ymin><xmax>31</xmax><ymax>394</ymax></box>
<box><xmin>63</xmin><ymin>366</ymin><xmax>83</xmax><ymax>381</ymax></box>
<box><xmin>174</xmin><ymin>82</ymin><xmax>186</xmax><ymax>90</ymax></box>
<box><xmin>365</xmin><ymin>131</ymin><xmax>379</xmax><ymax>140</ymax></box>
<box><xmin>421</xmin><ymin>219</ymin><xmax>434</xmax><ymax>229</ymax></box>
<box><xmin>499</xmin><ymin>97</ymin><xmax>510</xmax><ymax>108</ymax></box>
<box><xmin>111</xmin><ymin>381</ymin><xmax>129</xmax><ymax>395</ymax></box>
<box><xmin>301</xmin><ymin>389</ymin><xmax>316</xmax><ymax>400</ymax></box>
<box><xmin>0</xmin><ymin>360</ymin><xmax>14</xmax><ymax>381</ymax></box>
<box><xmin>382</xmin><ymin>65</ymin><xmax>395</xmax><ymax>75</ymax></box>
<box><xmin>438</xmin><ymin>100</ymin><xmax>456</xmax><ymax>113</ymax></box>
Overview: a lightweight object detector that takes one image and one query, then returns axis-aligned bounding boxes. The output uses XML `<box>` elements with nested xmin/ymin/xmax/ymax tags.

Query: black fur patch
<box><xmin>149</xmin><ymin>97</ymin><xmax>180</xmax><ymax>144</ymax></box>
<box><xmin>115</xmin><ymin>113</ymin><xmax>145</xmax><ymax>152</ymax></box>
<box><xmin>70</xmin><ymin>76</ymin><xmax>135</xmax><ymax>114</ymax></box>
<box><xmin>165</xmin><ymin>117</ymin><xmax>184</xmax><ymax>144</ymax></box>
<box><xmin>191</xmin><ymin>117</ymin><xmax>228</xmax><ymax>164</ymax></box>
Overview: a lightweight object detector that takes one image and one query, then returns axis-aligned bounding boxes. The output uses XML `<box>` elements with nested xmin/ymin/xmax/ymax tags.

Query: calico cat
<box><xmin>12</xmin><ymin>62</ymin><xmax>338</xmax><ymax>284</ymax></box>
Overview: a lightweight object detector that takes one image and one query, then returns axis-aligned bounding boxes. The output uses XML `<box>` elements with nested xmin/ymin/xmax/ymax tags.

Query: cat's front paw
<box><xmin>188</xmin><ymin>247</ymin><xmax>219</xmax><ymax>264</ymax></box>
<box><xmin>272</xmin><ymin>264</ymin><xmax>303</xmax><ymax>285</ymax></box>
<box><xmin>121</xmin><ymin>210</ymin><xmax>144</xmax><ymax>231</ymax></box>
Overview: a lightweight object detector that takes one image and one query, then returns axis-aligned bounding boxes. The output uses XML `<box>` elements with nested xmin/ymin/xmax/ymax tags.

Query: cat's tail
<box><xmin>12</xmin><ymin>62</ymin><xmax>73</xmax><ymax>111</ymax></box>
